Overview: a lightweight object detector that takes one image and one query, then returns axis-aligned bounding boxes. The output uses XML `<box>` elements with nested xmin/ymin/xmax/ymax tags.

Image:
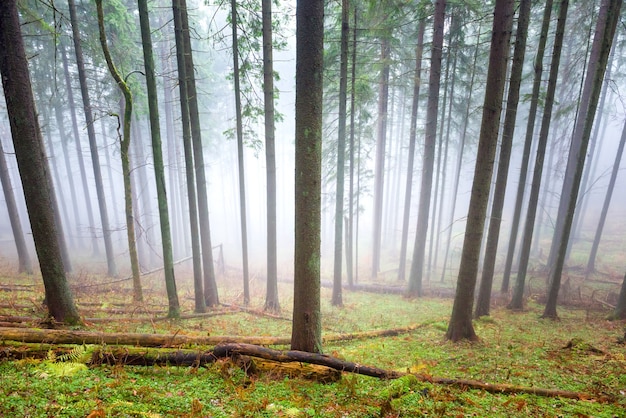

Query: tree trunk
<box><xmin>397</xmin><ymin>17</ymin><xmax>425</xmax><ymax>282</ymax></box>
<box><xmin>262</xmin><ymin>0</ymin><xmax>280</xmax><ymax>312</ymax></box>
<box><xmin>60</xmin><ymin>41</ymin><xmax>99</xmax><ymax>256</ymax></box>
<box><xmin>172</xmin><ymin>0</ymin><xmax>205</xmax><ymax>314</ymax></box>
<box><xmin>54</xmin><ymin>99</ymin><xmax>82</xmax><ymax>249</ymax></box>
<box><xmin>346</xmin><ymin>5</ymin><xmax>358</xmax><ymax>288</ymax></box>
<box><xmin>542</xmin><ymin>0</ymin><xmax>621</xmax><ymax>319</ymax></box>
<box><xmin>610</xmin><ymin>271</ymin><xmax>626</xmax><ymax>320</ymax></box>
<box><xmin>0</xmin><ymin>0</ymin><xmax>79</xmax><ymax>323</ymax></box>
<box><xmin>371</xmin><ymin>34</ymin><xmax>391</xmax><ymax>279</ymax></box>
<box><xmin>332</xmin><ymin>0</ymin><xmax>350</xmax><ymax>307</ymax></box>
<box><xmin>67</xmin><ymin>0</ymin><xmax>117</xmax><ymax>277</ymax></box>
<box><xmin>138</xmin><ymin>0</ymin><xmax>180</xmax><ymax>317</ymax></box>
<box><xmin>0</xmin><ymin>138</ymin><xmax>32</xmax><ymax>274</ymax></box>
<box><xmin>508</xmin><ymin>0</ymin><xmax>568</xmax><ymax>310</ymax></box>
<box><xmin>407</xmin><ymin>0</ymin><xmax>446</xmax><ymax>297</ymax></box>
<box><xmin>230</xmin><ymin>0</ymin><xmax>250</xmax><ymax>306</ymax></box>
<box><xmin>440</xmin><ymin>22</ymin><xmax>482</xmax><ymax>283</ymax></box>
<box><xmin>500</xmin><ymin>0</ymin><xmax>553</xmax><ymax>293</ymax></box>
<box><xmin>571</xmin><ymin>37</ymin><xmax>616</xmax><ymax>246</ymax></box>
<box><xmin>96</xmin><ymin>0</ymin><xmax>142</xmax><ymax>303</ymax></box>
<box><xmin>585</xmin><ymin>118</ymin><xmax>626</xmax><ymax>275</ymax></box>
<box><xmin>474</xmin><ymin>0</ymin><xmax>531</xmax><ymax>318</ymax></box>
<box><xmin>292</xmin><ymin>0</ymin><xmax>324</xmax><ymax>353</ymax></box>
<box><xmin>180</xmin><ymin>0</ymin><xmax>220</xmax><ymax>307</ymax></box>
<box><xmin>446</xmin><ymin>0</ymin><xmax>514</xmax><ymax>341</ymax></box>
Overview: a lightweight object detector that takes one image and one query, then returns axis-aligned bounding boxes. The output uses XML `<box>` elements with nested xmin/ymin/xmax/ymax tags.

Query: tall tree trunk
<box><xmin>508</xmin><ymin>0</ymin><xmax>568</xmax><ymax>310</ymax></box>
<box><xmin>230</xmin><ymin>0</ymin><xmax>250</xmax><ymax>306</ymax></box>
<box><xmin>585</xmin><ymin>119</ymin><xmax>625</xmax><ymax>275</ymax></box>
<box><xmin>0</xmin><ymin>0</ymin><xmax>79</xmax><ymax>323</ymax></box>
<box><xmin>542</xmin><ymin>0</ymin><xmax>621</xmax><ymax>319</ymax></box>
<box><xmin>446</xmin><ymin>0</ymin><xmax>514</xmax><ymax>342</ymax></box>
<box><xmin>67</xmin><ymin>0</ymin><xmax>117</xmax><ymax>277</ymax></box>
<box><xmin>96</xmin><ymin>0</ymin><xmax>142</xmax><ymax>303</ymax></box>
<box><xmin>172</xmin><ymin>0</ymin><xmax>205</xmax><ymax>314</ymax></box>
<box><xmin>427</xmin><ymin>18</ymin><xmax>452</xmax><ymax>282</ymax></box>
<box><xmin>474</xmin><ymin>0</ymin><xmax>531</xmax><ymax>318</ymax></box>
<box><xmin>585</xmin><ymin>120</ymin><xmax>622</xmax><ymax>274</ymax></box>
<box><xmin>60</xmin><ymin>41</ymin><xmax>99</xmax><ymax>257</ymax></box>
<box><xmin>180</xmin><ymin>0</ymin><xmax>219</xmax><ymax>307</ymax></box>
<box><xmin>54</xmin><ymin>99</ymin><xmax>82</xmax><ymax>249</ymax></box>
<box><xmin>371</xmin><ymin>34</ymin><xmax>391</xmax><ymax>279</ymax></box>
<box><xmin>397</xmin><ymin>17</ymin><xmax>425</xmax><ymax>282</ymax></box>
<box><xmin>500</xmin><ymin>0</ymin><xmax>553</xmax><ymax>293</ymax></box>
<box><xmin>570</xmin><ymin>39</ymin><xmax>615</xmax><ymax>245</ymax></box>
<box><xmin>332</xmin><ymin>0</ymin><xmax>350</xmax><ymax>307</ymax></box>
<box><xmin>407</xmin><ymin>0</ymin><xmax>446</xmax><ymax>297</ymax></box>
<box><xmin>432</xmin><ymin>16</ymin><xmax>459</xmax><ymax>280</ymax></box>
<box><xmin>0</xmin><ymin>138</ymin><xmax>32</xmax><ymax>274</ymax></box>
<box><xmin>346</xmin><ymin>5</ymin><xmax>358</xmax><ymax>288</ymax></box>
<box><xmin>440</xmin><ymin>23</ymin><xmax>482</xmax><ymax>283</ymax></box>
<box><xmin>262</xmin><ymin>0</ymin><xmax>280</xmax><ymax>312</ymax></box>
<box><xmin>291</xmin><ymin>0</ymin><xmax>323</xmax><ymax>353</ymax></box>
<box><xmin>138</xmin><ymin>0</ymin><xmax>180</xmax><ymax>318</ymax></box>
<box><xmin>160</xmin><ymin>38</ymin><xmax>187</xmax><ymax>259</ymax></box>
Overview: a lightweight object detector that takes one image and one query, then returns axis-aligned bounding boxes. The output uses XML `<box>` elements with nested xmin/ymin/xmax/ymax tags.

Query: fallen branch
<box><xmin>212</xmin><ymin>343</ymin><xmax>403</xmax><ymax>379</ymax></box>
<box><xmin>210</xmin><ymin>343</ymin><xmax>605</xmax><ymax>401</ymax></box>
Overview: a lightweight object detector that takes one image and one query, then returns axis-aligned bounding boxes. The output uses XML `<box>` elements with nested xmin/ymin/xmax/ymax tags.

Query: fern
<box><xmin>38</xmin><ymin>346</ymin><xmax>90</xmax><ymax>378</ymax></box>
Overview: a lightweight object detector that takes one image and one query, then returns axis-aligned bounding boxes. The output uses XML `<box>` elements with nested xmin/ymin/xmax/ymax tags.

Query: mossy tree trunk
<box><xmin>95</xmin><ymin>0</ymin><xmax>142</xmax><ymax>303</ymax></box>
<box><xmin>0</xmin><ymin>0</ymin><xmax>79</xmax><ymax>324</ymax></box>
<box><xmin>138</xmin><ymin>0</ymin><xmax>180</xmax><ymax>318</ymax></box>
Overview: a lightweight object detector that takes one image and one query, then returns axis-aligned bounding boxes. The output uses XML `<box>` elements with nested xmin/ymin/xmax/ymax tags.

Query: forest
<box><xmin>0</xmin><ymin>0</ymin><xmax>625</xmax><ymax>416</ymax></box>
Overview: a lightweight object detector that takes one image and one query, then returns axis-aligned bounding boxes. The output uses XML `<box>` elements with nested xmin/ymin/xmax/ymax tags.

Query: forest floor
<box><xmin>0</xmin><ymin>260</ymin><xmax>625</xmax><ymax>417</ymax></box>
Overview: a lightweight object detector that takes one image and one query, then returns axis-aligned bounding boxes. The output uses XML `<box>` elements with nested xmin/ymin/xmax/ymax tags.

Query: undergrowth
<box><xmin>0</xmin><ymin>264</ymin><xmax>625</xmax><ymax>417</ymax></box>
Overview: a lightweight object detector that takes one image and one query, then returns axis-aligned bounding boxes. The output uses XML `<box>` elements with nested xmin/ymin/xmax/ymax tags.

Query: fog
<box><xmin>1</xmin><ymin>0</ymin><xmax>625</xmax><ymax>290</ymax></box>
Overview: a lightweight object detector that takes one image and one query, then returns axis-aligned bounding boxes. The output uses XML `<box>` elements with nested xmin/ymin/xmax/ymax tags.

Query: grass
<box><xmin>0</xmin><ymin>262</ymin><xmax>625</xmax><ymax>417</ymax></box>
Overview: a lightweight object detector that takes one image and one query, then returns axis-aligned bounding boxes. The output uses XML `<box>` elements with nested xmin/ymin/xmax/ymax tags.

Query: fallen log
<box><xmin>0</xmin><ymin>327</ymin><xmax>290</xmax><ymax>347</ymax></box>
<box><xmin>210</xmin><ymin>343</ymin><xmax>605</xmax><ymax>400</ymax></box>
<box><xmin>91</xmin><ymin>347</ymin><xmax>217</xmax><ymax>367</ymax></box>
<box><xmin>323</xmin><ymin>323</ymin><xmax>429</xmax><ymax>343</ymax></box>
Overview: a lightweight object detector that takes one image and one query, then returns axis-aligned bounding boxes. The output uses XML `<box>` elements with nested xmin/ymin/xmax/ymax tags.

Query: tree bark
<box><xmin>446</xmin><ymin>0</ymin><xmax>514</xmax><ymax>341</ymax></box>
<box><xmin>407</xmin><ymin>0</ymin><xmax>446</xmax><ymax>297</ymax></box>
<box><xmin>509</xmin><ymin>0</ymin><xmax>569</xmax><ymax>311</ymax></box>
<box><xmin>542</xmin><ymin>0</ymin><xmax>621</xmax><ymax>319</ymax></box>
<box><xmin>292</xmin><ymin>0</ymin><xmax>324</xmax><ymax>353</ymax></box>
<box><xmin>475</xmin><ymin>0</ymin><xmax>531</xmax><ymax>318</ymax></box>
<box><xmin>138</xmin><ymin>0</ymin><xmax>180</xmax><ymax>317</ymax></box>
<box><xmin>0</xmin><ymin>0</ymin><xmax>80</xmax><ymax>324</ymax></box>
